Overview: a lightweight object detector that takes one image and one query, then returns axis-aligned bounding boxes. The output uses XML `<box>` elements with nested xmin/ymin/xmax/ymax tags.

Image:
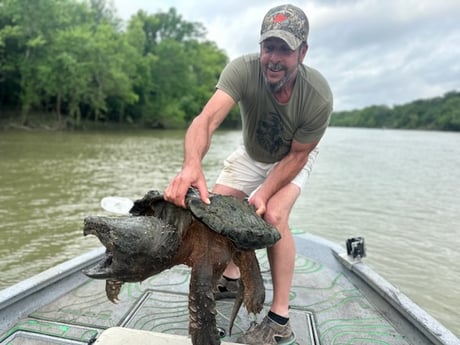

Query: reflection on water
<box><xmin>0</xmin><ymin>128</ymin><xmax>459</xmax><ymax>337</ymax></box>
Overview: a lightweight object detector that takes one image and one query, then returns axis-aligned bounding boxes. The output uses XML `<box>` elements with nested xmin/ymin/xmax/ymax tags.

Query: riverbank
<box><xmin>0</xmin><ymin>113</ymin><xmax>147</xmax><ymax>132</ymax></box>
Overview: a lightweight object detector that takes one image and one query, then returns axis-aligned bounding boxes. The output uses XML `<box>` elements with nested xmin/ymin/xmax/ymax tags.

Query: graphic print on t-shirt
<box><xmin>256</xmin><ymin>110</ymin><xmax>285</xmax><ymax>156</ymax></box>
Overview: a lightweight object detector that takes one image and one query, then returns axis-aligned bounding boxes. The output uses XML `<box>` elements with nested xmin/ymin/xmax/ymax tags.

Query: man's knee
<box><xmin>263</xmin><ymin>185</ymin><xmax>300</xmax><ymax>228</ymax></box>
<box><xmin>263</xmin><ymin>208</ymin><xmax>289</xmax><ymax>230</ymax></box>
<box><xmin>263</xmin><ymin>212</ymin><xmax>279</xmax><ymax>228</ymax></box>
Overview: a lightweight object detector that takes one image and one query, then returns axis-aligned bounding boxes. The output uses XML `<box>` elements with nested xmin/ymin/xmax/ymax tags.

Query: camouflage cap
<box><xmin>259</xmin><ymin>4</ymin><xmax>309</xmax><ymax>50</ymax></box>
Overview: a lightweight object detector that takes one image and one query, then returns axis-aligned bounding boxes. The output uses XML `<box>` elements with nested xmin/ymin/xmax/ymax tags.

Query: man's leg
<box><xmin>212</xmin><ymin>184</ymin><xmax>247</xmax><ymax>279</ymax></box>
<box><xmin>235</xmin><ymin>183</ymin><xmax>300</xmax><ymax>344</ymax></box>
<box><xmin>263</xmin><ymin>183</ymin><xmax>300</xmax><ymax>317</ymax></box>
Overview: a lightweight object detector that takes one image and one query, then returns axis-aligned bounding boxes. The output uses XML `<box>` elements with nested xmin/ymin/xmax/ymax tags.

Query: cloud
<box><xmin>305</xmin><ymin>0</ymin><xmax>460</xmax><ymax>109</ymax></box>
<box><xmin>111</xmin><ymin>0</ymin><xmax>460</xmax><ymax>111</ymax></box>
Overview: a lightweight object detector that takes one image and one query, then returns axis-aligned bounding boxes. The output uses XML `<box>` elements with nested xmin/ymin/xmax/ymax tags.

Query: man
<box><xmin>165</xmin><ymin>4</ymin><xmax>332</xmax><ymax>344</ymax></box>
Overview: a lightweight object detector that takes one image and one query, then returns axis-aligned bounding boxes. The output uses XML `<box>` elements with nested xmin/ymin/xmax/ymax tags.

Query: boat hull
<box><xmin>1</xmin><ymin>234</ymin><xmax>459</xmax><ymax>345</ymax></box>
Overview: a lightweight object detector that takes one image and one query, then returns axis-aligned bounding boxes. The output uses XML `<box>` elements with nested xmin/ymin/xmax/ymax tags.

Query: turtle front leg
<box><xmin>189</xmin><ymin>263</ymin><xmax>221</xmax><ymax>345</ymax></box>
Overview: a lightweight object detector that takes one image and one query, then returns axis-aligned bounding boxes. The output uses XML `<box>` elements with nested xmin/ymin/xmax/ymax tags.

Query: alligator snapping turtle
<box><xmin>83</xmin><ymin>188</ymin><xmax>280</xmax><ymax>345</ymax></box>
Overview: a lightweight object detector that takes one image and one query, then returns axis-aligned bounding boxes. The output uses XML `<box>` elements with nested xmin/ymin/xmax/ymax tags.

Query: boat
<box><xmin>1</xmin><ymin>230</ymin><xmax>459</xmax><ymax>345</ymax></box>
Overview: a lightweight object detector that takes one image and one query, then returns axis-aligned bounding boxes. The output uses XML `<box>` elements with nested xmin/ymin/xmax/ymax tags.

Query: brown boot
<box><xmin>236</xmin><ymin>315</ymin><xmax>296</xmax><ymax>345</ymax></box>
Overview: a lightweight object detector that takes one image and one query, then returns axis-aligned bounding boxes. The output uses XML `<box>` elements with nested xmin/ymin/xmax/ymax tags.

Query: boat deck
<box><xmin>1</xmin><ymin>233</ymin><xmax>458</xmax><ymax>345</ymax></box>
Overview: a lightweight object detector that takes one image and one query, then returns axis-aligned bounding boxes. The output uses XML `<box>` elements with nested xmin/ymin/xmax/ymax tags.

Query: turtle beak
<box><xmin>83</xmin><ymin>216</ymin><xmax>122</xmax><ymax>279</ymax></box>
<box><xmin>83</xmin><ymin>216</ymin><xmax>116</xmax><ymax>251</ymax></box>
<box><xmin>83</xmin><ymin>250</ymin><xmax>114</xmax><ymax>279</ymax></box>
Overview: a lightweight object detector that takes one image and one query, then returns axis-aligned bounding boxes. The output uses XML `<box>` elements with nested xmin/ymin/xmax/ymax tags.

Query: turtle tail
<box><xmin>228</xmin><ymin>279</ymin><xmax>244</xmax><ymax>335</ymax></box>
<box><xmin>229</xmin><ymin>250</ymin><xmax>265</xmax><ymax>335</ymax></box>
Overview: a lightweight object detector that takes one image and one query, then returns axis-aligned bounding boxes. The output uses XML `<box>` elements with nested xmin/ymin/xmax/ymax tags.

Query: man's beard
<box><xmin>264</xmin><ymin>63</ymin><xmax>294</xmax><ymax>93</ymax></box>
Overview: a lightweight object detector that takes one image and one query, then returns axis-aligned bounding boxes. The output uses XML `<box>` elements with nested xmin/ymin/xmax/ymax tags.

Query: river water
<box><xmin>0</xmin><ymin>127</ymin><xmax>459</xmax><ymax>336</ymax></box>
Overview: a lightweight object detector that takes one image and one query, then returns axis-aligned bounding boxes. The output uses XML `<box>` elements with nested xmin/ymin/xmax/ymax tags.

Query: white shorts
<box><xmin>215</xmin><ymin>145</ymin><xmax>319</xmax><ymax>196</ymax></box>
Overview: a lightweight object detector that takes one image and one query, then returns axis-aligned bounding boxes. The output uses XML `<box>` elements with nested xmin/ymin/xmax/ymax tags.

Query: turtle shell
<box><xmin>185</xmin><ymin>188</ymin><xmax>280</xmax><ymax>250</ymax></box>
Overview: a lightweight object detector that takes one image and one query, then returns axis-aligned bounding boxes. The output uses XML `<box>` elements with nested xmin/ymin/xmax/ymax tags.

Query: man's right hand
<box><xmin>164</xmin><ymin>166</ymin><xmax>210</xmax><ymax>208</ymax></box>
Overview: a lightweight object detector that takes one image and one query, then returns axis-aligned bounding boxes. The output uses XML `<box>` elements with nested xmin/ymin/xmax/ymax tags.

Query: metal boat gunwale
<box><xmin>297</xmin><ymin>234</ymin><xmax>460</xmax><ymax>345</ymax></box>
<box><xmin>0</xmin><ymin>247</ymin><xmax>105</xmax><ymax>333</ymax></box>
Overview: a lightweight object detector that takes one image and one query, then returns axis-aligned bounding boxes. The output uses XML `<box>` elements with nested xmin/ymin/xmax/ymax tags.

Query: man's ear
<box><xmin>299</xmin><ymin>43</ymin><xmax>308</xmax><ymax>62</ymax></box>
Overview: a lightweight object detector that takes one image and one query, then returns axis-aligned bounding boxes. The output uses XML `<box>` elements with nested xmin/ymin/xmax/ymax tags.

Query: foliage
<box><xmin>0</xmin><ymin>0</ymin><xmax>229</xmax><ymax>129</ymax></box>
<box><xmin>330</xmin><ymin>91</ymin><xmax>460</xmax><ymax>131</ymax></box>
<box><xmin>1</xmin><ymin>0</ymin><xmax>457</xmax><ymax>131</ymax></box>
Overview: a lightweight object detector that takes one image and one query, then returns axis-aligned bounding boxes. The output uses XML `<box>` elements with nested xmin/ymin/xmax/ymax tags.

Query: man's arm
<box><xmin>164</xmin><ymin>89</ymin><xmax>236</xmax><ymax>207</ymax></box>
<box><xmin>249</xmin><ymin>139</ymin><xmax>318</xmax><ymax>215</ymax></box>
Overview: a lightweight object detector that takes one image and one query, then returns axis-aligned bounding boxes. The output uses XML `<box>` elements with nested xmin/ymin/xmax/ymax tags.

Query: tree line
<box><xmin>1</xmin><ymin>0</ymin><xmax>458</xmax><ymax>131</ymax></box>
<box><xmin>330</xmin><ymin>91</ymin><xmax>460</xmax><ymax>131</ymax></box>
<box><xmin>0</xmin><ymin>0</ymin><xmax>240</xmax><ymax>129</ymax></box>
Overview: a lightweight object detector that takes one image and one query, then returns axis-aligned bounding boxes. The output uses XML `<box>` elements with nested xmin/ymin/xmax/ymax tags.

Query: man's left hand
<box><xmin>248</xmin><ymin>193</ymin><xmax>267</xmax><ymax>217</ymax></box>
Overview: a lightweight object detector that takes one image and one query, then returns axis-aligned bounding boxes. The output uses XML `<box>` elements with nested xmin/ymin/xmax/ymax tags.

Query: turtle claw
<box><xmin>109</xmin><ymin>296</ymin><xmax>120</xmax><ymax>304</ymax></box>
<box><xmin>106</xmin><ymin>279</ymin><xmax>123</xmax><ymax>304</ymax></box>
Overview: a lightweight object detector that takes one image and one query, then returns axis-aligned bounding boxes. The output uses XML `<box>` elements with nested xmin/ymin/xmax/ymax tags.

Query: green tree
<box><xmin>0</xmin><ymin>2</ymin><xmax>233</xmax><ymax>129</ymax></box>
<box><xmin>0</xmin><ymin>16</ymin><xmax>22</xmax><ymax>113</ymax></box>
<box><xmin>439</xmin><ymin>92</ymin><xmax>460</xmax><ymax>130</ymax></box>
<box><xmin>145</xmin><ymin>38</ymin><xmax>192</xmax><ymax>127</ymax></box>
<box><xmin>127</xmin><ymin>8</ymin><xmax>227</xmax><ymax>128</ymax></box>
<box><xmin>84</xmin><ymin>23</ymin><xmax>138</xmax><ymax>122</ymax></box>
<box><xmin>181</xmin><ymin>40</ymin><xmax>228</xmax><ymax>123</ymax></box>
<box><xmin>38</xmin><ymin>26</ymin><xmax>90</xmax><ymax>125</ymax></box>
<box><xmin>330</xmin><ymin>91</ymin><xmax>460</xmax><ymax>131</ymax></box>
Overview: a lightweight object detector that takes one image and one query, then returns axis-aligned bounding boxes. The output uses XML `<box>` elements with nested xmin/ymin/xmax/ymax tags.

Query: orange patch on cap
<box><xmin>273</xmin><ymin>13</ymin><xmax>288</xmax><ymax>23</ymax></box>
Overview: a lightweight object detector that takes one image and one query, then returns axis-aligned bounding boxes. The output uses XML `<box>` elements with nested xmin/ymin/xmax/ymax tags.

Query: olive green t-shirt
<box><xmin>216</xmin><ymin>53</ymin><xmax>333</xmax><ymax>163</ymax></box>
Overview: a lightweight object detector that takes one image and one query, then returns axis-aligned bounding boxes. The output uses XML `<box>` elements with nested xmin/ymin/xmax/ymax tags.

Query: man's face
<box><xmin>260</xmin><ymin>37</ymin><xmax>306</xmax><ymax>93</ymax></box>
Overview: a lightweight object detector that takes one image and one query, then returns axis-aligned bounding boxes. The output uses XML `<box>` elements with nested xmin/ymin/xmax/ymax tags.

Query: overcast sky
<box><xmin>111</xmin><ymin>0</ymin><xmax>460</xmax><ymax>111</ymax></box>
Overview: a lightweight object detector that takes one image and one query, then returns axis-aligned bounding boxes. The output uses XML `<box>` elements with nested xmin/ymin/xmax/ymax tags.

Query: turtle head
<box><xmin>83</xmin><ymin>215</ymin><xmax>178</xmax><ymax>282</ymax></box>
